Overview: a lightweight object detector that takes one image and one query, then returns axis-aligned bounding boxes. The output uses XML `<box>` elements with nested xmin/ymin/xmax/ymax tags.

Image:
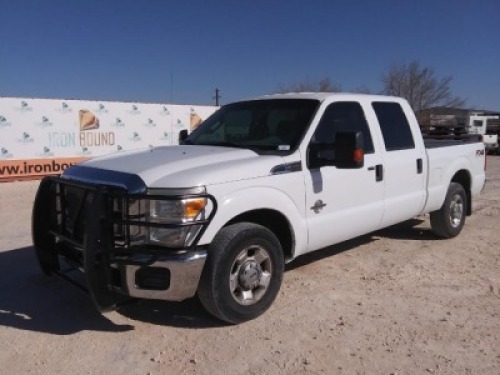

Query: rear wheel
<box><xmin>430</xmin><ymin>182</ymin><xmax>467</xmax><ymax>238</ymax></box>
<box><xmin>198</xmin><ymin>222</ymin><xmax>284</xmax><ymax>324</ymax></box>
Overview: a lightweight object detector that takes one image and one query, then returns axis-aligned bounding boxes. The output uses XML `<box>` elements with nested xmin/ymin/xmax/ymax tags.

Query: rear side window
<box><xmin>313</xmin><ymin>102</ymin><xmax>375</xmax><ymax>154</ymax></box>
<box><xmin>372</xmin><ymin>102</ymin><xmax>415</xmax><ymax>151</ymax></box>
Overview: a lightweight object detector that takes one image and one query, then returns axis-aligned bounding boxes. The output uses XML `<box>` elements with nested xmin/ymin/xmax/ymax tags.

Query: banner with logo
<box><xmin>0</xmin><ymin>97</ymin><xmax>218</xmax><ymax>180</ymax></box>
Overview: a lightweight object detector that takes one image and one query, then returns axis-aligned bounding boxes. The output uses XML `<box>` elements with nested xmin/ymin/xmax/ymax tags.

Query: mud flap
<box><xmin>32</xmin><ymin>178</ymin><xmax>60</xmax><ymax>275</ymax></box>
<box><xmin>83</xmin><ymin>189</ymin><xmax>132</xmax><ymax>312</ymax></box>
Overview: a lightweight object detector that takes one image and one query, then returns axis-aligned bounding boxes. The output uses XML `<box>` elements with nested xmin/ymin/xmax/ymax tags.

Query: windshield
<box><xmin>185</xmin><ymin>99</ymin><xmax>320</xmax><ymax>153</ymax></box>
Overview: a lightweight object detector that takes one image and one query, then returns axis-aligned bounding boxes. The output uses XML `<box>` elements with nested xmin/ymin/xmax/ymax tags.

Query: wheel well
<box><xmin>451</xmin><ymin>169</ymin><xmax>472</xmax><ymax>215</ymax></box>
<box><xmin>225</xmin><ymin>209</ymin><xmax>294</xmax><ymax>260</ymax></box>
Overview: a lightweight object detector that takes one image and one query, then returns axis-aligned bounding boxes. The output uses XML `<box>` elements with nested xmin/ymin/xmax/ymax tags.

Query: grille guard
<box><xmin>32</xmin><ymin>175</ymin><xmax>217</xmax><ymax>311</ymax></box>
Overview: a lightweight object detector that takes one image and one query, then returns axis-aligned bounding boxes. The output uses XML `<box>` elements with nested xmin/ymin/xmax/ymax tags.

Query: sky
<box><xmin>1</xmin><ymin>0</ymin><xmax>499</xmax><ymax>110</ymax></box>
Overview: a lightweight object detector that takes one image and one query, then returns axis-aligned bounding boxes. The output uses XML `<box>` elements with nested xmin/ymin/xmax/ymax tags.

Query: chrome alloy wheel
<box><xmin>229</xmin><ymin>245</ymin><xmax>273</xmax><ymax>305</ymax></box>
<box><xmin>449</xmin><ymin>193</ymin><xmax>464</xmax><ymax>228</ymax></box>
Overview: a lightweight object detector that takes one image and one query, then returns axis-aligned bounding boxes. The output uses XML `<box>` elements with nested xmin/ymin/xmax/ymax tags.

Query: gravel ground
<box><xmin>1</xmin><ymin>156</ymin><xmax>499</xmax><ymax>375</ymax></box>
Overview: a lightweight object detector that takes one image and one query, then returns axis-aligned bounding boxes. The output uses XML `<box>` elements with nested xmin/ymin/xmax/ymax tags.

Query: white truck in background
<box><xmin>33</xmin><ymin>93</ymin><xmax>486</xmax><ymax>324</ymax></box>
<box><xmin>468</xmin><ymin>113</ymin><xmax>500</xmax><ymax>154</ymax></box>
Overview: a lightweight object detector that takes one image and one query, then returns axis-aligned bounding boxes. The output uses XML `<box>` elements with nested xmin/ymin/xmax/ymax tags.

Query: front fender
<box><xmin>199</xmin><ymin>185</ymin><xmax>307</xmax><ymax>259</ymax></box>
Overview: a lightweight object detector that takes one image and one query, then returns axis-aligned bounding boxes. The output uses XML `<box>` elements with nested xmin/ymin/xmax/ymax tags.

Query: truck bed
<box><xmin>423</xmin><ymin>136</ymin><xmax>482</xmax><ymax>149</ymax></box>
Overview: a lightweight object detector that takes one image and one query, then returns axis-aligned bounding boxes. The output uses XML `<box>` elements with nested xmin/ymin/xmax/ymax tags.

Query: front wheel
<box><xmin>197</xmin><ymin>222</ymin><xmax>284</xmax><ymax>324</ymax></box>
<box><xmin>430</xmin><ymin>182</ymin><xmax>467</xmax><ymax>238</ymax></box>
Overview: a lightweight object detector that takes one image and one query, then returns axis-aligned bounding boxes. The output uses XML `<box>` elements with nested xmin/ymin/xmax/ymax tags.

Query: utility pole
<box><xmin>214</xmin><ymin>88</ymin><xmax>221</xmax><ymax>106</ymax></box>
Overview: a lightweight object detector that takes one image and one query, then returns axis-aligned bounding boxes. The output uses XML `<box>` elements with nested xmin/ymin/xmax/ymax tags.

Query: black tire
<box><xmin>198</xmin><ymin>222</ymin><xmax>284</xmax><ymax>324</ymax></box>
<box><xmin>430</xmin><ymin>182</ymin><xmax>467</xmax><ymax>238</ymax></box>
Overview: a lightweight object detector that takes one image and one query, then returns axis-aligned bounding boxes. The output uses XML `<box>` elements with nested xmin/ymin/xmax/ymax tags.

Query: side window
<box><xmin>372</xmin><ymin>102</ymin><xmax>415</xmax><ymax>151</ymax></box>
<box><xmin>313</xmin><ymin>102</ymin><xmax>375</xmax><ymax>154</ymax></box>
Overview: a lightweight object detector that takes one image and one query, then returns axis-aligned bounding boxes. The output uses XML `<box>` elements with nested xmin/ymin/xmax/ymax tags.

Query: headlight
<box><xmin>149</xmin><ymin>198</ymin><xmax>207</xmax><ymax>247</ymax></box>
<box><xmin>149</xmin><ymin>198</ymin><xmax>207</xmax><ymax>224</ymax></box>
<box><xmin>114</xmin><ymin>191</ymin><xmax>210</xmax><ymax>248</ymax></box>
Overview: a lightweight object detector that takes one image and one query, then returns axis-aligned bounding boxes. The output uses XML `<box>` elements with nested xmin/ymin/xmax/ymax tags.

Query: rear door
<box><xmin>304</xmin><ymin>101</ymin><xmax>385</xmax><ymax>252</ymax></box>
<box><xmin>371</xmin><ymin>101</ymin><xmax>426</xmax><ymax>227</ymax></box>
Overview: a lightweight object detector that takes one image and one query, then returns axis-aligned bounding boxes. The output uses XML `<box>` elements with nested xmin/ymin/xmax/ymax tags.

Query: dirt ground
<box><xmin>1</xmin><ymin>157</ymin><xmax>499</xmax><ymax>375</ymax></box>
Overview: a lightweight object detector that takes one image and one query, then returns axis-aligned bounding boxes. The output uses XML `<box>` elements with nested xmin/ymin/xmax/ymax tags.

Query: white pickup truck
<box><xmin>33</xmin><ymin>93</ymin><xmax>486</xmax><ymax>323</ymax></box>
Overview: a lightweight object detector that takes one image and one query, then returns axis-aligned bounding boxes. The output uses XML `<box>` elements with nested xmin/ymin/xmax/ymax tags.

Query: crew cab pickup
<box><xmin>32</xmin><ymin>93</ymin><xmax>486</xmax><ymax>323</ymax></box>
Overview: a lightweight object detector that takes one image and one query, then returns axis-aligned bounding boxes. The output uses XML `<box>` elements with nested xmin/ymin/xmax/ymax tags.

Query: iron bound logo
<box><xmin>112</xmin><ymin>117</ymin><xmax>125</xmax><ymax>127</ymax></box>
<box><xmin>130</xmin><ymin>132</ymin><xmax>141</xmax><ymax>142</ymax></box>
<box><xmin>129</xmin><ymin>105</ymin><xmax>141</xmax><ymax>114</ymax></box>
<box><xmin>80</xmin><ymin>147</ymin><xmax>92</xmax><ymax>156</ymax></box>
<box><xmin>79</xmin><ymin>110</ymin><xmax>99</xmax><ymax>131</ymax></box>
<box><xmin>160</xmin><ymin>106</ymin><xmax>170</xmax><ymax>116</ymax></box>
<box><xmin>59</xmin><ymin>102</ymin><xmax>73</xmax><ymax>113</ymax></box>
<box><xmin>95</xmin><ymin>103</ymin><xmax>108</xmax><ymax>113</ymax></box>
<box><xmin>1</xmin><ymin>147</ymin><xmax>13</xmax><ymax>159</ymax></box>
<box><xmin>18</xmin><ymin>100</ymin><xmax>33</xmax><ymax>112</ymax></box>
<box><xmin>174</xmin><ymin>119</ymin><xmax>184</xmax><ymax>129</ymax></box>
<box><xmin>38</xmin><ymin>116</ymin><xmax>53</xmax><ymax>127</ymax></box>
<box><xmin>38</xmin><ymin>146</ymin><xmax>54</xmax><ymax>157</ymax></box>
<box><xmin>190</xmin><ymin>108</ymin><xmax>203</xmax><ymax>131</ymax></box>
<box><xmin>18</xmin><ymin>132</ymin><xmax>34</xmax><ymax>143</ymax></box>
<box><xmin>0</xmin><ymin>115</ymin><xmax>12</xmax><ymax>127</ymax></box>
<box><xmin>79</xmin><ymin>109</ymin><xmax>115</xmax><ymax>147</ymax></box>
<box><xmin>143</xmin><ymin>118</ymin><xmax>156</xmax><ymax>128</ymax></box>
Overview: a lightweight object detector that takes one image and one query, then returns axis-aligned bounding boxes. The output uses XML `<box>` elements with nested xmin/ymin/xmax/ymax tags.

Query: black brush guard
<box><xmin>32</xmin><ymin>176</ymin><xmax>217</xmax><ymax>312</ymax></box>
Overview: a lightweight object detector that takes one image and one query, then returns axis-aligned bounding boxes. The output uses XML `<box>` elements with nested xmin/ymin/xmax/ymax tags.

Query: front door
<box><xmin>304</xmin><ymin>101</ymin><xmax>385</xmax><ymax>253</ymax></box>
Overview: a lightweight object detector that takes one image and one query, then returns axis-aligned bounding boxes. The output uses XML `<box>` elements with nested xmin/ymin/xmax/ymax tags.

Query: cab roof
<box><xmin>251</xmin><ymin>92</ymin><xmax>404</xmax><ymax>103</ymax></box>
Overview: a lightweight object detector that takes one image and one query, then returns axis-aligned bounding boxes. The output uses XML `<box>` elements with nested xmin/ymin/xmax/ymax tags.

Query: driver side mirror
<box><xmin>308</xmin><ymin>131</ymin><xmax>364</xmax><ymax>169</ymax></box>
<box><xmin>178</xmin><ymin>129</ymin><xmax>188</xmax><ymax>144</ymax></box>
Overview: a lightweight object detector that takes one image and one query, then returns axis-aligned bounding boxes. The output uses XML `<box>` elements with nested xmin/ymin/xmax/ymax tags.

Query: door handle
<box><xmin>310</xmin><ymin>199</ymin><xmax>327</xmax><ymax>214</ymax></box>
<box><xmin>417</xmin><ymin>158</ymin><xmax>423</xmax><ymax>174</ymax></box>
<box><xmin>375</xmin><ymin>164</ymin><xmax>384</xmax><ymax>181</ymax></box>
<box><xmin>368</xmin><ymin>164</ymin><xmax>383</xmax><ymax>182</ymax></box>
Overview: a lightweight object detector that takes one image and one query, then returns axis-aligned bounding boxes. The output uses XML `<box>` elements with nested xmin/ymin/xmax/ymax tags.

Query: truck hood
<box><xmin>76</xmin><ymin>145</ymin><xmax>284</xmax><ymax>188</ymax></box>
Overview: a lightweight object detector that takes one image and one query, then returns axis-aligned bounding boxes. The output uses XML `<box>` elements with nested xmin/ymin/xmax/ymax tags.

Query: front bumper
<box><xmin>32</xmin><ymin>175</ymin><xmax>215</xmax><ymax>311</ymax></box>
<box><xmin>123</xmin><ymin>250</ymin><xmax>206</xmax><ymax>300</ymax></box>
